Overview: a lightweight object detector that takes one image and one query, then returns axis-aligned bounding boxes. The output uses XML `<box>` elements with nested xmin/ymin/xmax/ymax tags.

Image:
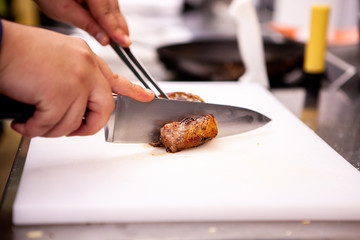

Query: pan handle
<box><xmin>0</xmin><ymin>95</ymin><xmax>35</xmax><ymax>122</ymax></box>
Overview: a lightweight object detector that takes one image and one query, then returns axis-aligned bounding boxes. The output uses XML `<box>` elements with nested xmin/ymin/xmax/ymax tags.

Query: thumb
<box><xmin>61</xmin><ymin>1</ymin><xmax>110</xmax><ymax>45</ymax></box>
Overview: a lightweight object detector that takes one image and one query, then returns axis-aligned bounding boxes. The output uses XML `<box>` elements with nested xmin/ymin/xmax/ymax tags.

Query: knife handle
<box><xmin>0</xmin><ymin>95</ymin><xmax>35</xmax><ymax>122</ymax></box>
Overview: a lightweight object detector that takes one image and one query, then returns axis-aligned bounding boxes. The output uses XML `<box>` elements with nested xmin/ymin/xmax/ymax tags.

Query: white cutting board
<box><xmin>13</xmin><ymin>82</ymin><xmax>360</xmax><ymax>225</ymax></box>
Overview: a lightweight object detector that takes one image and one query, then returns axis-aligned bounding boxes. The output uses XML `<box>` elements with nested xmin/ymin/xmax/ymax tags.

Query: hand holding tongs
<box><xmin>110</xmin><ymin>41</ymin><xmax>169</xmax><ymax>99</ymax></box>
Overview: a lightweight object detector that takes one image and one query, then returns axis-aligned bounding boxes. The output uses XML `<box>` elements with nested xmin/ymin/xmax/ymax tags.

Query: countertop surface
<box><xmin>11</xmin><ymin>82</ymin><xmax>360</xmax><ymax>227</ymax></box>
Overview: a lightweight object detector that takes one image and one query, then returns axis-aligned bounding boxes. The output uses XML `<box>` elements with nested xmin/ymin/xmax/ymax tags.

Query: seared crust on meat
<box><xmin>159</xmin><ymin>114</ymin><xmax>218</xmax><ymax>153</ymax></box>
<box><xmin>161</xmin><ymin>92</ymin><xmax>205</xmax><ymax>102</ymax></box>
<box><xmin>151</xmin><ymin>92</ymin><xmax>217</xmax><ymax>152</ymax></box>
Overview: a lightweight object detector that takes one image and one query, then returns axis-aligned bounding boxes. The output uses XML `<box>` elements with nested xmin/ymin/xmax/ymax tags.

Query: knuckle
<box><xmin>84</xmin><ymin>21</ymin><xmax>100</xmax><ymax>36</ymax></box>
<box><xmin>70</xmin><ymin>48</ymin><xmax>97</xmax><ymax>84</ymax></box>
<box><xmin>77</xmin><ymin>47</ymin><xmax>94</xmax><ymax>64</ymax></box>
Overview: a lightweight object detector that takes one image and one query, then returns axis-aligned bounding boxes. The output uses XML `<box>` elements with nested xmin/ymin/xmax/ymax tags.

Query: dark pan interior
<box><xmin>157</xmin><ymin>38</ymin><xmax>305</xmax><ymax>87</ymax></box>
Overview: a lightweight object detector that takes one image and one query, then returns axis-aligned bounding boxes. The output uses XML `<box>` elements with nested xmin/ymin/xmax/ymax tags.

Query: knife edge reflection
<box><xmin>105</xmin><ymin>96</ymin><xmax>271</xmax><ymax>143</ymax></box>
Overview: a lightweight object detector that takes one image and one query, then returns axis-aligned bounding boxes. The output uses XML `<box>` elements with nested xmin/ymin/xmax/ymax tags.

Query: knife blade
<box><xmin>105</xmin><ymin>96</ymin><xmax>271</xmax><ymax>143</ymax></box>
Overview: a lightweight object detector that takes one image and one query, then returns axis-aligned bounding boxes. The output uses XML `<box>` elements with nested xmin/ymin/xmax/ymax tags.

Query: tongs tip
<box><xmin>110</xmin><ymin>41</ymin><xmax>169</xmax><ymax>99</ymax></box>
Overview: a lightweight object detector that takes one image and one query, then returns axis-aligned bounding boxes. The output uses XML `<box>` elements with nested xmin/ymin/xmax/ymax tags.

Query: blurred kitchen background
<box><xmin>1</xmin><ymin>0</ymin><xmax>360</xmax><ymax>195</ymax></box>
<box><xmin>0</xmin><ymin>0</ymin><xmax>359</xmax><ymax>85</ymax></box>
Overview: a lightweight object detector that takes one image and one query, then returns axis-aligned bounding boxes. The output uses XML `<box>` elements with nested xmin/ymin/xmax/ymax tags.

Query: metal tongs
<box><xmin>110</xmin><ymin>41</ymin><xmax>169</xmax><ymax>99</ymax></box>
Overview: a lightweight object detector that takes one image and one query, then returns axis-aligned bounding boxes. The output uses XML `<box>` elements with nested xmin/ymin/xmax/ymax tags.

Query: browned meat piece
<box><xmin>151</xmin><ymin>92</ymin><xmax>218</xmax><ymax>152</ymax></box>
<box><xmin>159</xmin><ymin>114</ymin><xmax>218</xmax><ymax>153</ymax></box>
<box><xmin>161</xmin><ymin>92</ymin><xmax>205</xmax><ymax>102</ymax></box>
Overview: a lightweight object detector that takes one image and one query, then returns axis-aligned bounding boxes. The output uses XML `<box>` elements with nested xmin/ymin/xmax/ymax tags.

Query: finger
<box><xmin>111</xmin><ymin>74</ymin><xmax>155</xmax><ymax>102</ymax></box>
<box><xmin>42</xmin><ymin>97</ymin><xmax>87</xmax><ymax>137</ymax></box>
<box><xmin>94</xmin><ymin>55</ymin><xmax>153</xmax><ymax>102</ymax></box>
<box><xmin>87</xmin><ymin>0</ymin><xmax>131</xmax><ymax>46</ymax></box>
<box><xmin>68</xmin><ymin>90</ymin><xmax>115</xmax><ymax>136</ymax></box>
<box><xmin>11</xmin><ymin>104</ymin><xmax>66</xmax><ymax>137</ymax></box>
<box><xmin>110</xmin><ymin>0</ymin><xmax>130</xmax><ymax>35</ymax></box>
<box><xmin>57</xmin><ymin>1</ymin><xmax>110</xmax><ymax>45</ymax></box>
<box><xmin>94</xmin><ymin>55</ymin><xmax>117</xmax><ymax>84</ymax></box>
<box><xmin>68</xmin><ymin>64</ymin><xmax>115</xmax><ymax>136</ymax></box>
<box><xmin>11</xmin><ymin>122</ymin><xmax>27</xmax><ymax>136</ymax></box>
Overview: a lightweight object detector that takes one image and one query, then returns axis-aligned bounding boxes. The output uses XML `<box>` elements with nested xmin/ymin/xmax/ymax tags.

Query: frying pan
<box><xmin>157</xmin><ymin>38</ymin><xmax>305</xmax><ymax>87</ymax></box>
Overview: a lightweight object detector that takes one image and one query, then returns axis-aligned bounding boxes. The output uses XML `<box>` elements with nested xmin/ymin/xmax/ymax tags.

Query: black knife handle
<box><xmin>0</xmin><ymin>95</ymin><xmax>35</xmax><ymax>122</ymax></box>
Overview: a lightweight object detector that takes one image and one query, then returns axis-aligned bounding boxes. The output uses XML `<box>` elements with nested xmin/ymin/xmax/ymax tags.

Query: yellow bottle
<box><xmin>304</xmin><ymin>5</ymin><xmax>330</xmax><ymax>74</ymax></box>
<box><xmin>301</xmin><ymin>5</ymin><xmax>330</xmax><ymax>130</ymax></box>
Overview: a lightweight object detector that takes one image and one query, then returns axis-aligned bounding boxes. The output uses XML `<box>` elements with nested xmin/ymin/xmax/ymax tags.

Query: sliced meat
<box><xmin>159</xmin><ymin>114</ymin><xmax>218</xmax><ymax>153</ymax></box>
<box><xmin>161</xmin><ymin>92</ymin><xmax>205</xmax><ymax>102</ymax></box>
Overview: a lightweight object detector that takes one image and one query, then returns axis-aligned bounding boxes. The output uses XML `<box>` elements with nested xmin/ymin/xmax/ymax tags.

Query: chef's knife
<box><xmin>105</xmin><ymin>96</ymin><xmax>271</xmax><ymax>143</ymax></box>
<box><xmin>0</xmin><ymin>95</ymin><xmax>271</xmax><ymax>142</ymax></box>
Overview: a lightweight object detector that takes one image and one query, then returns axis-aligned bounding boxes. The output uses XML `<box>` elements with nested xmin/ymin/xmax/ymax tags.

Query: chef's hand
<box><xmin>34</xmin><ymin>0</ymin><xmax>131</xmax><ymax>47</ymax></box>
<box><xmin>0</xmin><ymin>20</ymin><xmax>154</xmax><ymax>137</ymax></box>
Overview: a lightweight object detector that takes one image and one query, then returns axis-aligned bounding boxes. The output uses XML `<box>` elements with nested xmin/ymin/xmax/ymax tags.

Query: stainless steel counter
<box><xmin>318</xmin><ymin>45</ymin><xmax>360</xmax><ymax>171</ymax></box>
<box><xmin>7</xmin><ymin>220</ymin><xmax>360</xmax><ymax>240</ymax></box>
